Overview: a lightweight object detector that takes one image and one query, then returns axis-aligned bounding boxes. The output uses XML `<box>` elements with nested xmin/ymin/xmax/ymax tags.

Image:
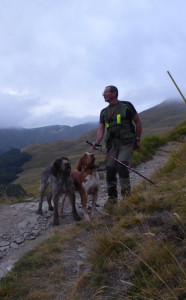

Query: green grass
<box><xmin>88</xmin><ymin>141</ymin><xmax>186</xmax><ymax>299</ymax></box>
<box><xmin>0</xmin><ymin>139</ymin><xmax>186</xmax><ymax>299</ymax></box>
<box><xmin>0</xmin><ymin>119</ymin><xmax>185</xmax><ymax>201</ymax></box>
<box><xmin>0</xmin><ymin>184</ymin><xmax>27</xmax><ymax>204</ymax></box>
<box><xmin>73</xmin><ymin>140</ymin><xmax>186</xmax><ymax>299</ymax></box>
<box><xmin>132</xmin><ymin>120</ymin><xmax>186</xmax><ymax>167</ymax></box>
<box><xmin>11</xmin><ymin>120</ymin><xmax>186</xmax><ymax>199</ymax></box>
<box><xmin>89</xmin><ymin>231</ymin><xmax>138</xmax><ymax>272</ymax></box>
<box><xmin>0</xmin><ymin>227</ymin><xmax>83</xmax><ymax>300</ymax></box>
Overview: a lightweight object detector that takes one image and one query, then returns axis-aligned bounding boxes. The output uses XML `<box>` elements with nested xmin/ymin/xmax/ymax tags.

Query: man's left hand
<box><xmin>133</xmin><ymin>140</ymin><xmax>141</xmax><ymax>150</ymax></box>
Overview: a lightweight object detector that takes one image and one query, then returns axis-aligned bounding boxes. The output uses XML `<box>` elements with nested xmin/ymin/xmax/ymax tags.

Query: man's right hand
<box><xmin>92</xmin><ymin>141</ymin><xmax>98</xmax><ymax>150</ymax></box>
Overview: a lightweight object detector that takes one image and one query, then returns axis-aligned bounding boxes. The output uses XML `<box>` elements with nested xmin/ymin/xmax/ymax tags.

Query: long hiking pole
<box><xmin>86</xmin><ymin>141</ymin><xmax>156</xmax><ymax>185</ymax></box>
<box><xmin>167</xmin><ymin>71</ymin><xmax>186</xmax><ymax>103</ymax></box>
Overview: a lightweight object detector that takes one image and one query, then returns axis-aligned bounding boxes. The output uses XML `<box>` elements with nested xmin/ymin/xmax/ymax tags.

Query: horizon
<box><xmin>0</xmin><ymin>1</ymin><xmax>186</xmax><ymax>129</ymax></box>
<box><xmin>0</xmin><ymin>97</ymin><xmax>184</xmax><ymax>130</ymax></box>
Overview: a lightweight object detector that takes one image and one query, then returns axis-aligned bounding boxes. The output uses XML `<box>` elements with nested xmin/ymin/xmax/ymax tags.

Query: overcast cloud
<box><xmin>0</xmin><ymin>0</ymin><xmax>185</xmax><ymax>128</ymax></box>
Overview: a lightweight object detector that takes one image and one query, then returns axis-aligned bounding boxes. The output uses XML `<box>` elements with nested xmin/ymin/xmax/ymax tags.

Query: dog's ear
<box><xmin>51</xmin><ymin>158</ymin><xmax>62</xmax><ymax>177</ymax></box>
<box><xmin>77</xmin><ymin>156</ymin><xmax>84</xmax><ymax>171</ymax></box>
<box><xmin>62</xmin><ymin>156</ymin><xmax>69</xmax><ymax>162</ymax></box>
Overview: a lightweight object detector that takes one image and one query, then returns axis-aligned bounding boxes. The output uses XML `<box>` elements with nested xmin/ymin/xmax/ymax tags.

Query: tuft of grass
<box><xmin>0</xmin><ymin>226</ymin><xmax>82</xmax><ymax>300</ymax></box>
<box><xmin>88</xmin><ymin>230</ymin><xmax>138</xmax><ymax>279</ymax></box>
<box><xmin>71</xmin><ymin>140</ymin><xmax>186</xmax><ymax>299</ymax></box>
<box><xmin>119</xmin><ymin>213</ymin><xmax>145</xmax><ymax>229</ymax></box>
<box><xmin>128</xmin><ymin>240</ymin><xmax>185</xmax><ymax>300</ymax></box>
<box><xmin>1</xmin><ymin>128</ymin><xmax>186</xmax><ymax>299</ymax></box>
<box><xmin>132</xmin><ymin>120</ymin><xmax>186</xmax><ymax>167</ymax></box>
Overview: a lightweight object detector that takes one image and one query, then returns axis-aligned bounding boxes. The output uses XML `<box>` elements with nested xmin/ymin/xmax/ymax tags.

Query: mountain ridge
<box><xmin>0</xmin><ymin>122</ymin><xmax>98</xmax><ymax>154</ymax></box>
<box><xmin>0</xmin><ymin>98</ymin><xmax>186</xmax><ymax>154</ymax></box>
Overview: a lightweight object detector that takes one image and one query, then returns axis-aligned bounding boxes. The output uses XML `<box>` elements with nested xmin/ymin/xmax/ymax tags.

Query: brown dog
<box><xmin>60</xmin><ymin>152</ymin><xmax>99</xmax><ymax>221</ymax></box>
<box><xmin>37</xmin><ymin>157</ymin><xmax>80</xmax><ymax>226</ymax></box>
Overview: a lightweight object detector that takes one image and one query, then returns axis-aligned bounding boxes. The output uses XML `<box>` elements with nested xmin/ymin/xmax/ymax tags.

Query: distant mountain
<box><xmin>1</xmin><ymin>98</ymin><xmax>185</xmax><ymax>197</ymax></box>
<box><xmin>0</xmin><ymin>123</ymin><xmax>98</xmax><ymax>154</ymax></box>
<box><xmin>0</xmin><ymin>98</ymin><xmax>185</xmax><ymax>155</ymax></box>
<box><xmin>139</xmin><ymin>98</ymin><xmax>186</xmax><ymax>136</ymax></box>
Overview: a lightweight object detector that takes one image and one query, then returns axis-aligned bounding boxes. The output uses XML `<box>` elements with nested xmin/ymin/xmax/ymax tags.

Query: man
<box><xmin>93</xmin><ymin>85</ymin><xmax>142</xmax><ymax>205</ymax></box>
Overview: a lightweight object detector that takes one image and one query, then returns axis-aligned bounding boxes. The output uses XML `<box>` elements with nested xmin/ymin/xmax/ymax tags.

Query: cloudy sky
<box><xmin>0</xmin><ymin>0</ymin><xmax>185</xmax><ymax>128</ymax></box>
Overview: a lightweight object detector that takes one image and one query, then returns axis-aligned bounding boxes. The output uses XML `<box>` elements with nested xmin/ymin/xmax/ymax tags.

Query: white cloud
<box><xmin>0</xmin><ymin>0</ymin><xmax>185</xmax><ymax>128</ymax></box>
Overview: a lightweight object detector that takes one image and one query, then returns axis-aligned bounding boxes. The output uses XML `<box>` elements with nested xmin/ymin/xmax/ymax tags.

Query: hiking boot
<box><xmin>104</xmin><ymin>198</ymin><xmax>117</xmax><ymax>208</ymax></box>
<box><xmin>121</xmin><ymin>188</ymin><xmax>131</xmax><ymax>198</ymax></box>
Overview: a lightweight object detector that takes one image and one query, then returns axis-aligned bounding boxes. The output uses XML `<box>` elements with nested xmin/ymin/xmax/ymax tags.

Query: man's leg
<box><xmin>106</xmin><ymin>166</ymin><xmax>117</xmax><ymax>201</ymax></box>
<box><xmin>105</xmin><ymin>144</ymin><xmax>118</xmax><ymax>204</ymax></box>
<box><xmin>117</xmin><ymin>142</ymin><xmax>134</xmax><ymax>197</ymax></box>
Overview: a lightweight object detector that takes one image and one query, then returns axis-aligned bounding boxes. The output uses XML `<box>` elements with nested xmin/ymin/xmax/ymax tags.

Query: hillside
<box><xmin>0</xmin><ymin>98</ymin><xmax>186</xmax><ymax>155</ymax></box>
<box><xmin>10</xmin><ymin>123</ymin><xmax>186</xmax><ymax>197</ymax></box>
<box><xmin>0</xmin><ymin>123</ymin><xmax>98</xmax><ymax>154</ymax></box>
<box><xmin>13</xmin><ymin>129</ymin><xmax>100</xmax><ymax>195</ymax></box>
<box><xmin>0</xmin><ymin>137</ymin><xmax>185</xmax><ymax>299</ymax></box>
<box><xmin>140</xmin><ymin>98</ymin><xmax>186</xmax><ymax>136</ymax></box>
<box><xmin>0</xmin><ymin>99</ymin><xmax>186</xmax><ymax>197</ymax></box>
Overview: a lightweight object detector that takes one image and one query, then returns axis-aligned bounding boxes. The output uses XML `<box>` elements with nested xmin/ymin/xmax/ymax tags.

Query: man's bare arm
<box><xmin>93</xmin><ymin>123</ymin><xmax>105</xmax><ymax>145</ymax></box>
<box><xmin>133</xmin><ymin>114</ymin><xmax>142</xmax><ymax>148</ymax></box>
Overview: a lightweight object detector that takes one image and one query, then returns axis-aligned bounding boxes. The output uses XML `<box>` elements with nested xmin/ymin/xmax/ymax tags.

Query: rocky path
<box><xmin>0</xmin><ymin>141</ymin><xmax>179</xmax><ymax>280</ymax></box>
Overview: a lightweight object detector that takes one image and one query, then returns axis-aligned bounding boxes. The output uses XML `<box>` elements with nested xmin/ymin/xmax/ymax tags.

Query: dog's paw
<box><xmin>84</xmin><ymin>214</ymin><xmax>91</xmax><ymax>222</ymax></box>
<box><xmin>74</xmin><ymin>214</ymin><xmax>81</xmax><ymax>221</ymax></box>
<box><xmin>52</xmin><ymin>219</ymin><xmax>60</xmax><ymax>226</ymax></box>
<box><xmin>36</xmin><ymin>210</ymin><xmax>43</xmax><ymax>215</ymax></box>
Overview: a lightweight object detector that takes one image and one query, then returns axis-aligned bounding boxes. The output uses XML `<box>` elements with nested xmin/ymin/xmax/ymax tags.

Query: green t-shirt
<box><xmin>100</xmin><ymin>100</ymin><xmax>137</xmax><ymax>136</ymax></box>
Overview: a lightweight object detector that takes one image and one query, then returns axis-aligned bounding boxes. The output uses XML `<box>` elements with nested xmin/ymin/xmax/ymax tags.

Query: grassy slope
<box><xmin>0</xmin><ymin>135</ymin><xmax>185</xmax><ymax>299</ymax></box>
<box><xmin>13</xmin><ymin>120</ymin><xmax>186</xmax><ymax>197</ymax></box>
<box><xmin>10</xmin><ymin>99</ymin><xmax>186</xmax><ymax>196</ymax></box>
<box><xmin>85</xmin><ymin>140</ymin><xmax>186</xmax><ymax>299</ymax></box>
<box><xmin>14</xmin><ymin>129</ymin><xmax>99</xmax><ymax>196</ymax></box>
<box><xmin>139</xmin><ymin>99</ymin><xmax>186</xmax><ymax>134</ymax></box>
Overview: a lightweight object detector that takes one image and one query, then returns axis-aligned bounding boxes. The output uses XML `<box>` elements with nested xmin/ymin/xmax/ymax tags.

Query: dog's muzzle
<box><xmin>63</xmin><ymin>162</ymin><xmax>71</xmax><ymax>173</ymax></box>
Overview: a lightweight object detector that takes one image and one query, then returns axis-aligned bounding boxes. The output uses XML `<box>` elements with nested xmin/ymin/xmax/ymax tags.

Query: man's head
<box><xmin>102</xmin><ymin>85</ymin><xmax>118</xmax><ymax>104</ymax></box>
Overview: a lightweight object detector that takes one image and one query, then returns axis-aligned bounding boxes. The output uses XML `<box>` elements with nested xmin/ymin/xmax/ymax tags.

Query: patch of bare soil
<box><xmin>0</xmin><ymin>141</ymin><xmax>180</xmax><ymax>289</ymax></box>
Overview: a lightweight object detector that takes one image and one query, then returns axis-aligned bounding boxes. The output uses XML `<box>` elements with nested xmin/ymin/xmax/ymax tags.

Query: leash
<box><xmin>75</xmin><ymin>164</ymin><xmax>106</xmax><ymax>172</ymax></box>
<box><xmin>86</xmin><ymin>141</ymin><xmax>156</xmax><ymax>185</ymax></box>
<box><xmin>86</xmin><ymin>144</ymin><xmax>106</xmax><ymax>170</ymax></box>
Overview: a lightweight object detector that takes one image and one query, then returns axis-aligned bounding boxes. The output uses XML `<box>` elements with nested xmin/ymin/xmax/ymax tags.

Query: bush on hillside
<box><xmin>132</xmin><ymin>120</ymin><xmax>186</xmax><ymax>167</ymax></box>
<box><xmin>0</xmin><ymin>167</ymin><xmax>22</xmax><ymax>183</ymax></box>
<box><xmin>132</xmin><ymin>135</ymin><xmax>166</xmax><ymax>166</ymax></box>
<box><xmin>0</xmin><ymin>149</ymin><xmax>32</xmax><ymax>167</ymax></box>
<box><xmin>166</xmin><ymin>121</ymin><xmax>186</xmax><ymax>141</ymax></box>
<box><xmin>0</xmin><ymin>149</ymin><xmax>32</xmax><ymax>184</ymax></box>
<box><xmin>0</xmin><ymin>184</ymin><xmax>26</xmax><ymax>198</ymax></box>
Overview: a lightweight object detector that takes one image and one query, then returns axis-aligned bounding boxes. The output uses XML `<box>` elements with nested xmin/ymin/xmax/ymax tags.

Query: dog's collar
<box><xmin>83</xmin><ymin>164</ymin><xmax>98</xmax><ymax>170</ymax></box>
<box><xmin>74</xmin><ymin>164</ymin><xmax>98</xmax><ymax>172</ymax></box>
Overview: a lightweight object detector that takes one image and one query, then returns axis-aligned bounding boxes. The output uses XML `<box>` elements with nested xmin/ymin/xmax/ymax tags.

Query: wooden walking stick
<box><xmin>167</xmin><ymin>71</ymin><xmax>186</xmax><ymax>103</ymax></box>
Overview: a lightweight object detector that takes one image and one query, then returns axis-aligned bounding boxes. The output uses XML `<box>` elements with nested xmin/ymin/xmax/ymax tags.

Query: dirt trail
<box><xmin>0</xmin><ymin>141</ymin><xmax>180</xmax><ymax>280</ymax></box>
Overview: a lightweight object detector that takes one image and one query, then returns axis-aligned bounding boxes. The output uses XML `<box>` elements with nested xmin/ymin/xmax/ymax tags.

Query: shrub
<box><xmin>0</xmin><ymin>149</ymin><xmax>32</xmax><ymax>184</ymax></box>
<box><xmin>0</xmin><ymin>184</ymin><xmax>26</xmax><ymax>199</ymax></box>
